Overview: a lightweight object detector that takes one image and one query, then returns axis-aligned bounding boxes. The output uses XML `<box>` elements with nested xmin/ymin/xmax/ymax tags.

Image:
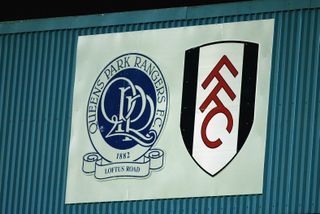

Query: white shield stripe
<box><xmin>192</xmin><ymin>43</ymin><xmax>245</xmax><ymax>175</ymax></box>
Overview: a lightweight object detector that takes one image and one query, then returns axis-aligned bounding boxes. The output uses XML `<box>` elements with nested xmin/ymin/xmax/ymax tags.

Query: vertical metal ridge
<box><xmin>0</xmin><ymin>34</ymin><xmax>8</xmax><ymax>212</ymax></box>
<box><xmin>15</xmin><ymin>33</ymin><xmax>29</xmax><ymax>213</ymax></box>
<box><xmin>296</xmin><ymin>10</ymin><xmax>313</xmax><ymax>213</ymax></box>
<box><xmin>30</xmin><ymin>31</ymin><xmax>47</xmax><ymax>214</ymax></box>
<box><xmin>6</xmin><ymin>33</ymin><xmax>22</xmax><ymax>214</ymax></box>
<box><xmin>310</xmin><ymin>10</ymin><xmax>320</xmax><ymax>213</ymax></box>
<box><xmin>304</xmin><ymin>9</ymin><xmax>320</xmax><ymax>213</ymax></box>
<box><xmin>1</xmin><ymin>34</ymin><xmax>16</xmax><ymax>213</ymax></box>
<box><xmin>283</xmin><ymin>10</ymin><xmax>303</xmax><ymax>213</ymax></box>
<box><xmin>12</xmin><ymin>33</ymin><xmax>30</xmax><ymax>213</ymax></box>
<box><xmin>0</xmin><ymin>35</ymin><xmax>5</xmax><ymax>124</ymax></box>
<box><xmin>272</xmin><ymin>11</ymin><xmax>289</xmax><ymax>213</ymax></box>
<box><xmin>38</xmin><ymin>31</ymin><xmax>51</xmax><ymax>214</ymax></box>
<box><xmin>263</xmin><ymin>11</ymin><xmax>283</xmax><ymax>214</ymax></box>
<box><xmin>46</xmin><ymin>30</ymin><xmax>65</xmax><ymax>214</ymax></box>
<box><xmin>301</xmin><ymin>9</ymin><xmax>317</xmax><ymax>213</ymax></box>
<box><xmin>11</xmin><ymin>33</ymin><xmax>27</xmax><ymax>214</ymax></box>
<box><xmin>17</xmin><ymin>32</ymin><xmax>33</xmax><ymax>214</ymax></box>
<box><xmin>56</xmin><ymin>30</ymin><xmax>76</xmax><ymax>214</ymax></box>
<box><xmin>279</xmin><ymin>10</ymin><xmax>301</xmax><ymax>213</ymax></box>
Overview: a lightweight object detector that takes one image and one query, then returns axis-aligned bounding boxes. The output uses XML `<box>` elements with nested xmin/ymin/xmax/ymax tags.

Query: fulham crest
<box><xmin>180</xmin><ymin>41</ymin><xmax>259</xmax><ymax>176</ymax></box>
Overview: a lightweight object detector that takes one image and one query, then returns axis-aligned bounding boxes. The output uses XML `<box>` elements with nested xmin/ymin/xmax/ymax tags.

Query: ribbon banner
<box><xmin>82</xmin><ymin>149</ymin><xmax>164</xmax><ymax>179</ymax></box>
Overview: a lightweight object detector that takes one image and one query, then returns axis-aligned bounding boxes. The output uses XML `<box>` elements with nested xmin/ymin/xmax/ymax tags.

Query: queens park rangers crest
<box><xmin>83</xmin><ymin>53</ymin><xmax>168</xmax><ymax>180</ymax></box>
<box><xmin>180</xmin><ymin>41</ymin><xmax>259</xmax><ymax>176</ymax></box>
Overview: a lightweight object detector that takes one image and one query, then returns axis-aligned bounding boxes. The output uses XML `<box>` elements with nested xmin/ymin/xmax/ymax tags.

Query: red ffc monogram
<box><xmin>200</xmin><ymin>55</ymin><xmax>238</xmax><ymax>148</ymax></box>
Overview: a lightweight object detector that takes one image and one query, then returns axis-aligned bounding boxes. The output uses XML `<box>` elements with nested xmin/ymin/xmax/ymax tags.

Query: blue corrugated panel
<box><xmin>0</xmin><ymin>4</ymin><xmax>319</xmax><ymax>214</ymax></box>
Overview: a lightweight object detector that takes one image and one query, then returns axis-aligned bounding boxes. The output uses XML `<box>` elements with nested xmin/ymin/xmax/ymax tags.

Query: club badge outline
<box><xmin>180</xmin><ymin>40</ymin><xmax>259</xmax><ymax>177</ymax></box>
<box><xmin>83</xmin><ymin>53</ymin><xmax>169</xmax><ymax>180</ymax></box>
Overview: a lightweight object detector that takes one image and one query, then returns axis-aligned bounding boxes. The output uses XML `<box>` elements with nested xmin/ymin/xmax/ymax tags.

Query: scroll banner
<box><xmin>82</xmin><ymin>149</ymin><xmax>164</xmax><ymax>179</ymax></box>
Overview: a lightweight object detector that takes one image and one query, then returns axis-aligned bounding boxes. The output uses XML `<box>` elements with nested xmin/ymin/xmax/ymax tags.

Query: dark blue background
<box><xmin>98</xmin><ymin>68</ymin><xmax>157</xmax><ymax>150</ymax></box>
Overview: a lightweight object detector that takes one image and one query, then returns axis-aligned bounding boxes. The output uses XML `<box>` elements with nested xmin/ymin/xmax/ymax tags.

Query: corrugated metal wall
<box><xmin>0</xmin><ymin>3</ymin><xmax>319</xmax><ymax>214</ymax></box>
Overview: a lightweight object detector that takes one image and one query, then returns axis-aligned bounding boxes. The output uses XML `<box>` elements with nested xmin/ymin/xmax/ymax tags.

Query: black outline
<box><xmin>180</xmin><ymin>47</ymin><xmax>200</xmax><ymax>155</ymax></box>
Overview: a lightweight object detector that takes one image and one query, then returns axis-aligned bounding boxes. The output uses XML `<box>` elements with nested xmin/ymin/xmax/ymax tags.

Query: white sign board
<box><xmin>66</xmin><ymin>19</ymin><xmax>274</xmax><ymax>203</ymax></box>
